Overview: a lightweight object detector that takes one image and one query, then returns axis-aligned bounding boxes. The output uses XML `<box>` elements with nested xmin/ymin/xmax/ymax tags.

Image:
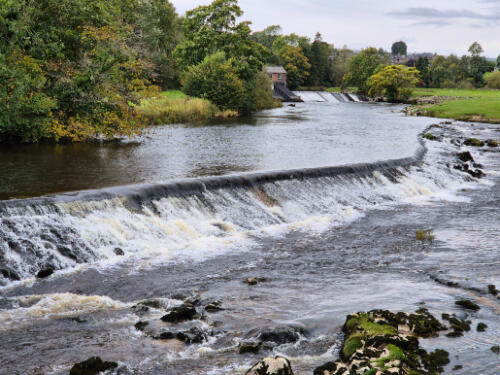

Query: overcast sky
<box><xmin>171</xmin><ymin>0</ymin><xmax>500</xmax><ymax>57</ymax></box>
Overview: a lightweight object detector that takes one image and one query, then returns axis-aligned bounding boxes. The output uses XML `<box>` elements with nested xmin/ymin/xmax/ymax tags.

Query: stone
<box><xmin>239</xmin><ymin>340</ymin><xmax>262</xmax><ymax>354</ymax></box>
<box><xmin>204</xmin><ymin>300</ymin><xmax>224</xmax><ymax>312</ymax></box>
<box><xmin>464</xmin><ymin>138</ymin><xmax>484</xmax><ymax>147</ymax></box>
<box><xmin>491</xmin><ymin>346</ymin><xmax>500</xmax><ymax>355</ymax></box>
<box><xmin>69</xmin><ymin>357</ymin><xmax>118</xmax><ymax>375</ymax></box>
<box><xmin>134</xmin><ymin>321</ymin><xmax>149</xmax><ymax>331</ymax></box>
<box><xmin>258</xmin><ymin>327</ymin><xmax>302</xmax><ymax>345</ymax></box>
<box><xmin>488</xmin><ymin>284</ymin><xmax>498</xmax><ymax>296</ymax></box>
<box><xmin>36</xmin><ymin>268</ymin><xmax>54</xmax><ymax>279</ymax></box>
<box><xmin>477</xmin><ymin>323</ymin><xmax>487</xmax><ymax>332</ymax></box>
<box><xmin>161</xmin><ymin>304</ymin><xmax>197</xmax><ymax>323</ymax></box>
<box><xmin>0</xmin><ymin>268</ymin><xmax>20</xmax><ymax>281</ymax></box>
<box><xmin>245</xmin><ymin>278</ymin><xmax>259</xmax><ymax>285</ymax></box>
<box><xmin>457</xmin><ymin>151</ymin><xmax>474</xmax><ymax>163</ymax></box>
<box><xmin>245</xmin><ymin>356</ymin><xmax>294</xmax><ymax>375</ymax></box>
<box><xmin>455</xmin><ymin>299</ymin><xmax>480</xmax><ymax>311</ymax></box>
<box><xmin>113</xmin><ymin>248</ymin><xmax>125</xmax><ymax>256</ymax></box>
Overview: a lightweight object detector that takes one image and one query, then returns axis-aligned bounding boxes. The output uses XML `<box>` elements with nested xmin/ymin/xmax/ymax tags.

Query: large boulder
<box><xmin>245</xmin><ymin>356</ymin><xmax>293</xmax><ymax>375</ymax></box>
<box><xmin>69</xmin><ymin>357</ymin><xmax>118</xmax><ymax>375</ymax></box>
<box><xmin>161</xmin><ymin>304</ymin><xmax>198</xmax><ymax>323</ymax></box>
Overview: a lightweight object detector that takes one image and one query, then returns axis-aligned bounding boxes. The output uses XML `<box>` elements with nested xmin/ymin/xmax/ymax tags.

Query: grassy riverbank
<box><xmin>410</xmin><ymin>88</ymin><xmax>500</xmax><ymax>123</ymax></box>
<box><xmin>137</xmin><ymin>91</ymin><xmax>238</xmax><ymax>125</ymax></box>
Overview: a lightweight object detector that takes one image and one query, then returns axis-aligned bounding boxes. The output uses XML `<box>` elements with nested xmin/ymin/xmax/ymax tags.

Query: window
<box><xmin>278</xmin><ymin>74</ymin><xmax>282</xmax><ymax>81</ymax></box>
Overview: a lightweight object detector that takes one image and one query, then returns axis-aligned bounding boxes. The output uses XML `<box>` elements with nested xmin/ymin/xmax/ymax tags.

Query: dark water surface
<box><xmin>0</xmin><ymin>101</ymin><xmax>499</xmax><ymax>375</ymax></box>
<box><xmin>0</xmin><ymin>102</ymin><xmax>429</xmax><ymax>200</ymax></box>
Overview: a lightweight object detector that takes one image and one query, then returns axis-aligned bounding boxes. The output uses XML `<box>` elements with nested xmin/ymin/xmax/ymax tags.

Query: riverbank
<box><xmin>136</xmin><ymin>90</ymin><xmax>239</xmax><ymax>125</ymax></box>
<box><xmin>405</xmin><ymin>88</ymin><xmax>500</xmax><ymax>124</ymax></box>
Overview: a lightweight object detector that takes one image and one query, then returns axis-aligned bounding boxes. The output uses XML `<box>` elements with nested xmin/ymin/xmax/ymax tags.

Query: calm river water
<box><xmin>0</xmin><ymin>100</ymin><xmax>498</xmax><ymax>374</ymax></box>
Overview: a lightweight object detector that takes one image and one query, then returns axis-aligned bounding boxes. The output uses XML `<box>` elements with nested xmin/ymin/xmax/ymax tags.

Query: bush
<box><xmin>368</xmin><ymin>65</ymin><xmax>420</xmax><ymax>102</ymax></box>
<box><xmin>485</xmin><ymin>71</ymin><xmax>500</xmax><ymax>89</ymax></box>
<box><xmin>183</xmin><ymin>52</ymin><xmax>246</xmax><ymax>112</ymax></box>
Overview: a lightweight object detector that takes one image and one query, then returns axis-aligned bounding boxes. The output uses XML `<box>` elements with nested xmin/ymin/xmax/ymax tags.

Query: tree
<box><xmin>368</xmin><ymin>65</ymin><xmax>420</xmax><ymax>102</ymax></box>
<box><xmin>468</xmin><ymin>42</ymin><xmax>484</xmax><ymax>57</ymax></box>
<box><xmin>343</xmin><ymin>47</ymin><xmax>389</xmax><ymax>94</ymax></box>
<box><xmin>251</xmin><ymin>25</ymin><xmax>282</xmax><ymax>50</ymax></box>
<box><xmin>497</xmin><ymin>54</ymin><xmax>500</xmax><ymax>69</ymax></box>
<box><xmin>183</xmin><ymin>52</ymin><xmax>245</xmax><ymax>111</ymax></box>
<box><xmin>415</xmin><ymin>56</ymin><xmax>430</xmax><ymax>86</ymax></box>
<box><xmin>305</xmin><ymin>32</ymin><xmax>332</xmax><ymax>86</ymax></box>
<box><xmin>174</xmin><ymin>0</ymin><xmax>266</xmax><ymax>80</ymax></box>
<box><xmin>391</xmin><ymin>41</ymin><xmax>407</xmax><ymax>56</ymax></box>
<box><xmin>275</xmin><ymin>45</ymin><xmax>311</xmax><ymax>89</ymax></box>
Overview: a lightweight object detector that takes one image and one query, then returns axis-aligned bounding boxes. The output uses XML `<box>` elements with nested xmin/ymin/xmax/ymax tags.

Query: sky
<box><xmin>171</xmin><ymin>0</ymin><xmax>500</xmax><ymax>57</ymax></box>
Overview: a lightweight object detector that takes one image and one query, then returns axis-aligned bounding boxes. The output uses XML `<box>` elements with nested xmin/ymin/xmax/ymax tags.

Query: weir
<box><xmin>293</xmin><ymin>91</ymin><xmax>360</xmax><ymax>103</ymax></box>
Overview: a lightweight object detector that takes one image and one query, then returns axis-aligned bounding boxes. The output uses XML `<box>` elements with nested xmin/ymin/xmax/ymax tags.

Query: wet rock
<box><xmin>464</xmin><ymin>138</ymin><xmax>485</xmax><ymax>147</ymax></box>
<box><xmin>442</xmin><ymin>313</ymin><xmax>471</xmax><ymax>337</ymax></box>
<box><xmin>70</xmin><ymin>317</ymin><xmax>87</xmax><ymax>324</ymax></box>
<box><xmin>245</xmin><ymin>278</ymin><xmax>259</xmax><ymax>285</ymax></box>
<box><xmin>244</xmin><ymin>277</ymin><xmax>268</xmax><ymax>286</ymax></box>
<box><xmin>455</xmin><ymin>299</ymin><xmax>480</xmax><ymax>311</ymax></box>
<box><xmin>491</xmin><ymin>345</ymin><xmax>500</xmax><ymax>355</ymax></box>
<box><xmin>457</xmin><ymin>151</ymin><xmax>474</xmax><ymax>163</ymax></box>
<box><xmin>423</xmin><ymin>133</ymin><xmax>437</xmax><ymax>141</ymax></box>
<box><xmin>315</xmin><ymin>309</ymin><xmax>451</xmax><ymax>375</ymax></box>
<box><xmin>239</xmin><ymin>340</ymin><xmax>262</xmax><ymax>354</ymax></box>
<box><xmin>258</xmin><ymin>327</ymin><xmax>302</xmax><ymax>345</ymax></box>
<box><xmin>488</xmin><ymin>284</ymin><xmax>498</xmax><ymax>296</ymax></box>
<box><xmin>487</xmin><ymin>139</ymin><xmax>499</xmax><ymax>147</ymax></box>
<box><xmin>134</xmin><ymin>321</ymin><xmax>149</xmax><ymax>331</ymax></box>
<box><xmin>313</xmin><ymin>362</ymin><xmax>337</xmax><ymax>375</ymax></box>
<box><xmin>57</xmin><ymin>246</ymin><xmax>78</xmax><ymax>261</ymax></box>
<box><xmin>69</xmin><ymin>357</ymin><xmax>118</xmax><ymax>375</ymax></box>
<box><xmin>113</xmin><ymin>248</ymin><xmax>125</xmax><ymax>256</ymax></box>
<box><xmin>161</xmin><ymin>304</ymin><xmax>198</xmax><ymax>323</ymax></box>
<box><xmin>36</xmin><ymin>268</ymin><xmax>54</xmax><ymax>279</ymax></box>
<box><xmin>204</xmin><ymin>300</ymin><xmax>224</xmax><ymax>312</ymax></box>
<box><xmin>154</xmin><ymin>327</ymin><xmax>206</xmax><ymax>344</ymax></box>
<box><xmin>477</xmin><ymin>323</ymin><xmax>487</xmax><ymax>332</ymax></box>
<box><xmin>288</xmin><ymin>104</ymin><xmax>296</xmax><ymax>107</ymax></box>
<box><xmin>467</xmin><ymin>169</ymin><xmax>485</xmax><ymax>179</ymax></box>
<box><xmin>138</xmin><ymin>300</ymin><xmax>161</xmax><ymax>309</ymax></box>
<box><xmin>0</xmin><ymin>268</ymin><xmax>20</xmax><ymax>281</ymax></box>
<box><xmin>245</xmin><ymin>356</ymin><xmax>293</xmax><ymax>375</ymax></box>
<box><xmin>453</xmin><ymin>365</ymin><xmax>463</xmax><ymax>371</ymax></box>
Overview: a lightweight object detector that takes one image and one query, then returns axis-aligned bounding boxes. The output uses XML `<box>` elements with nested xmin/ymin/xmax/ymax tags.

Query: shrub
<box><xmin>485</xmin><ymin>71</ymin><xmax>500</xmax><ymax>89</ymax></box>
<box><xmin>182</xmin><ymin>52</ymin><xmax>246</xmax><ymax>112</ymax></box>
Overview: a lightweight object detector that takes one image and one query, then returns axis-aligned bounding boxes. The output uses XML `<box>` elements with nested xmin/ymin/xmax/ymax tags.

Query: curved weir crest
<box><xmin>0</xmin><ymin>137</ymin><xmax>472</xmax><ymax>285</ymax></box>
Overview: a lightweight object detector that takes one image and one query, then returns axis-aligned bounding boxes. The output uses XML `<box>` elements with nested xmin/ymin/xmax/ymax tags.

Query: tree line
<box><xmin>1</xmin><ymin>0</ymin><xmax>500</xmax><ymax>143</ymax></box>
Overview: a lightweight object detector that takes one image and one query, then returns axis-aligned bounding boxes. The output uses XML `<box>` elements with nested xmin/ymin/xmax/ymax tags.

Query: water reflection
<box><xmin>0</xmin><ymin>102</ymin><xmax>434</xmax><ymax>199</ymax></box>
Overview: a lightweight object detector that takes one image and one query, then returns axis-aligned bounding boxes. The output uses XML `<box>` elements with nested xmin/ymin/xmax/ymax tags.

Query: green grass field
<box><xmin>412</xmin><ymin>88</ymin><xmax>500</xmax><ymax>123</ymax></box>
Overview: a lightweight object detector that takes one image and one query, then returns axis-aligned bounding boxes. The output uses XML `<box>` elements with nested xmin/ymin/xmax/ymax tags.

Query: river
<box><xmin>0</xmin><ymin>100</ymin><xmax>498</xmax><ymax>374</ymax></box>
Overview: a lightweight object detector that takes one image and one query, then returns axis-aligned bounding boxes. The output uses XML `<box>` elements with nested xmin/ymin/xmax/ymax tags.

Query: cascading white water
<box><xmin>0</xmin><ymin>134</ymin><xmax>478</xmax><ymax>285</ymax></box>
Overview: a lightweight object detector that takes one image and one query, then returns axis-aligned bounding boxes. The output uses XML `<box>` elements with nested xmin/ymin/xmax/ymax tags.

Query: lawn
<box><xmin>411</xmin><ymin>88</ymin><xmax>500</xmax><ymax>123</ymax></box>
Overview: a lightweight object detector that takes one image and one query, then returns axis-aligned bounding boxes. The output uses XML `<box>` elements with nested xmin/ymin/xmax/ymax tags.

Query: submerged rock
<box><xmin>488</xmin><ymin>284</ymin><xmax>498</xmax><ymax>296</ymax></box>
<box><xmin>464</xmin><ymin>138</ymin><xmax>485</xmax><ymax>147</ymax></box>
<box><xmin>457</xmin><ymin>151</ymin><xmax>474</xmax><ymax>163</ymax></box>
<box><xmin>239</xmin><ymin>340</ymin><xmax>262</xmax><ymax>354</ymax></box>
<box><xmin>455</xmin><ymin>299</ymin><xmax>480</xmax><ymax>311</ymax></box>
<box><xmin>0</xmin><ymin>268</ymin><xmax>21</xmax><ymax>281</ymax></box>
<box><xmin>258</xmin><ymin>327</ymin><xmax>303</xmax><ymax>345</ymax></box>
<box><xmin>36</xmin><ymin>268</ymin><xmax>54</xmax><ymax>279</ymax></box>
<box><xmin>154</xmin><ymin>327</ymin><xmax>206</xmax><ymax>344</ymax></box>
<box><xmin>477</xmin><ymin>323</ymin><xmax>488</xmax><ymax>332</ymax></box>
<box><xmin>314</xmin><ymin>309</ymin><xmax>450</xmax><ymax>375</ymax></box>
<box><xmin>113</xmin><ymin>248</ymin><xmax>125</xmax><ymax>256</ymax></box>
<box><xmin>442</xmin><ymin>313</ymin><xmax>471</xmax><ymax>338</ymax></box>
<box><xmin>161</xmin><ymin>304</ymin><xmax>198</xmax><ymax>323</ymax></box>
<box><xmin>69</xmin><ymin>357</ymin><xmax>118</xmax><ymax>375</ymax></box>
<box><xmin>491</xmin><ymin>346</ymin><xmax>500</xmax><ymax>355</ymax></box>
<box><xmin>246</xmin><ymin>356</ymin><xmax>293</xmax><ymax>375</ymax></box>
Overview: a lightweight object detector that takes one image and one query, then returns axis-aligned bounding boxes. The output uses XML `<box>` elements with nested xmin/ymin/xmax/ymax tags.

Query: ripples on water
<box><xmin>0</xmin><ymin>102</ymin><xmax>499</xmax><ymax>374</ymax></box>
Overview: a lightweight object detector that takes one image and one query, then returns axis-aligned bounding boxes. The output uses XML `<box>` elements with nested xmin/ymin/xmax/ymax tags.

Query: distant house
<box><xmin>266</xmin><ymin>66</ymin><xmax>287</xmax><ymax>87</ymax></box>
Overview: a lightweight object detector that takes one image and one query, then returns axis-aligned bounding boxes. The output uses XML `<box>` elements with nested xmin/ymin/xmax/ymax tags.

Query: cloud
<box><xmin>389</xmin><ymin>7</ymin><xmax>500</xmax><ymax>22</ymax></box>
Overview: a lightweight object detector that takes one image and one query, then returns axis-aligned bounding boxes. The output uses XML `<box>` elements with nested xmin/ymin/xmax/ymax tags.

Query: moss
<box><xmin>491</xmin><ymin>346</ymin><xmax>500</xmax><ymax>355</ymax></box>
<box><xmin>455</xmin><ymin>299</ymin><xmax>480</xmax><ymax>311</ymax></box>
<box><xmin>346</xmin><ymin>314</ymin><xmax>397</xmax><ymax>337</ymax></box>
<box><xmin>423</xmin><ymin>133</ymin><xmax>437</xmax><ymax>141</ymax></box>
<box><xmin>343</xmin><ymin>335</ymin><xmax>363</xmax><ymax>359</ymax></box>
<box><xmin>487</xmin><ymin>139</ymin><xmax>499</xmax><ymax>147</ymax></box>
<box><xmin>363</xmin><ymin>369</ymin><xmax>377</xmax><ymax>375</ymax></box>
<box><xmin>464</xmin><ymin>138</ymin><xmax>485</xmax><ymax>147</ymax></box>
<box><xmin>416</xmin><ymin>230</ymin><xmax>434</xmax><ymax>243</ymax></box>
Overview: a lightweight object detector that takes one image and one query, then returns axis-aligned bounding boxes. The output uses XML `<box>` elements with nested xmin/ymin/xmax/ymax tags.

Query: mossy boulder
<box><xmin>455</xmin><ymin>299</ymin><xmax>480</xmax><ymax>311</ymax></box>
<box><xmin>314</xmin><ymin>309</ymin><xmax>450</xmax><ymax>375</ymax></box>
<box><xmin>487</xmin><ymin>139</ymin><xmax>499</xmax><ymax>147</ymax></box>
<box><xmin>245</xmin><ymin>356</ymin><xmax>294</xmax><ymax>375</ymax></box>
<box><xmin>423</xmin><ymin>133</ymin><xmax>437</xmax><ymax>141</ymax></box>
<box><xmin>464</xmin><ymin>138</ymin><xmax>484</xmax><ymax>147</ymax></box>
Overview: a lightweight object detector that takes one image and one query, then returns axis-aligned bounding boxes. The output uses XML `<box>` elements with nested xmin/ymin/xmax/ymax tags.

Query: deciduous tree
<box><xmin>368</xmin><ymin>65</ymin><xmax>420</xmax><ymax>102</ymax></box>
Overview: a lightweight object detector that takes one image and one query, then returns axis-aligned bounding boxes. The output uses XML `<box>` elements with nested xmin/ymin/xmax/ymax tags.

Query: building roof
<box><xmin>265</xmin><ymin>66</ymin><xmax>287</xmax><ymax>74</ymax></box>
